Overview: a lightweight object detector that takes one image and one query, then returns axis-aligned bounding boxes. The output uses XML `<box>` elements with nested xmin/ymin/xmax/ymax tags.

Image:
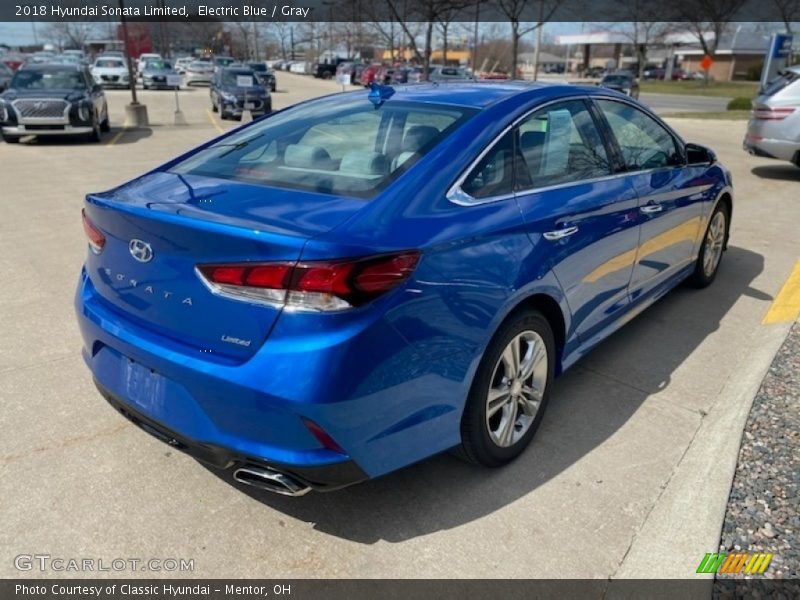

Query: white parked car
<box><xmin>174</xmin><ymin>57</ymin><xmax>194</xmax><ymax>74</ymax></box>
<box><xmin>92</xmin><ymin>56</ymin><xmax>130</xmax><ymax>88</ymax></box>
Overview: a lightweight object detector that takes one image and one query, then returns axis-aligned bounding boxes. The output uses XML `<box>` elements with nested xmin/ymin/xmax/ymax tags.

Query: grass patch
<box><xmin>661</xmin><ymin>110</ymin><xmax>751</xmax><ymax>120</ymax></box>
<box><xmin>640</xmin><ymin>80</ymin><xmax>759</xmax><ymax>99</ymax></box>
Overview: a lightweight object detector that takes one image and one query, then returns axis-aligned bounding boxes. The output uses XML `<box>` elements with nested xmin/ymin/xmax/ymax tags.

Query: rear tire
<box><xmin>458</xmin><ymin>309</ymin><xmax>555</xmax><ymax>467</ymax></box>
<box><xmin>689</xmin><ymin>202</ymin><xmax>729</xmax><ymax>288</ymax></box>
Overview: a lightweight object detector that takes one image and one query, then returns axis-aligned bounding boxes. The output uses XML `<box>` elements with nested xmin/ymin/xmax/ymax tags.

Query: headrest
<box><xmin>284</xmin><ymin>144</ymin><xmax>334</xmax><ymax>170</ymax></box>
<box><xmin>402</xmin><ymin>125</ymin><xmax>439</xmax><ymax>152</ymax></box>
<box><xmin>339</xmin><ymin>150</ymin><xmax>390</xmax><ymax>176</ymax></box>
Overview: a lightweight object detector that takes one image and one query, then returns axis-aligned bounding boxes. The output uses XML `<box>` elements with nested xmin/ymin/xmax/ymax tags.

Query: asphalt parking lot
<box><xmin>1</xmin><ymin>72</ymin><xmax>798</xmax><ymax>579</ymax></box>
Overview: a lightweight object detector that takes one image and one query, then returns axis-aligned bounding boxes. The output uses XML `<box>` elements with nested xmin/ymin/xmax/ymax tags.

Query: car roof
<box><xmin>361</xmin><ymin>81</ymin><xmax>571</xmax><ymax>108</ymax></box>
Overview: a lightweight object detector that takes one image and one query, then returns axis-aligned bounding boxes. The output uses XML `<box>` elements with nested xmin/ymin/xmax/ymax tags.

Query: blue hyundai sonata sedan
<box><xmin>76</xmin><ymin>82</ymin><xmax>732</xmax><ymax>496</ymax></box>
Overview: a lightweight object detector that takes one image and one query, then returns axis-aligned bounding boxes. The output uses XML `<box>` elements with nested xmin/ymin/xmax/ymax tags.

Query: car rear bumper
<box><xmin>74</xmin><ymin>267</ymin><xmax>465</xmax><ymax>482</ymax></box>
<box><xmin>743</xmin><ymin>135</ymin><xmax>800</xmax><ymax>162</ymax></box>
<box><xmin>95</xmin><ymin>379</ymin><xmax>368</xmax><ymax>491</ymax></box>
<box><xmin>2</xmin><ymin>125</ymin><xmax>93</xmax><ymax>136</ymax></box>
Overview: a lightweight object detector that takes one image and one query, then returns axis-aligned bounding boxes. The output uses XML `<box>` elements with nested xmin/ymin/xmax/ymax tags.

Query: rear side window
<box><xmin>761</xmin><ymin>71</ymin><xmax>800</xmax><ymax>97</ymax></box>
<box><xmin>596</xmin><ymin>99</ymin><xmax>681</xmax><ymax>170</ymax></box>
<box><xmin>462</xmin><ymin>131</ymin><xmax>515</xmax><ymax>199</ymax></box>
<box><xmin>171</xmin><ymin>99</ymin><xmax>475</xmax><ymax>199</ymax></box>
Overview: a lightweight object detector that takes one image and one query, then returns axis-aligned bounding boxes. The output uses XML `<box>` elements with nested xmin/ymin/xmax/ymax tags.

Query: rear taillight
<box><xmin>82</xmin><ymin>209</ymin><xmax>105</xmax><ymax>254</ymax></box>
<box><xmin>197</xmin><ymin>251</ymin><xmax>420</xmax><ymax>312</ymax></box>
<box><xmin>752</xmin><ymin>106</ymin><xmax>795</xmax><ymax>120</ymax></box>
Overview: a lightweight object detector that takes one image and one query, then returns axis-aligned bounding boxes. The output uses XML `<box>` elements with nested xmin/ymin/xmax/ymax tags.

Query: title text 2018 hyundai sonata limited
<box><xmin>76</xmin><ymin>82</ymin><xmax>733</xmax><ymax>496</ymax></box>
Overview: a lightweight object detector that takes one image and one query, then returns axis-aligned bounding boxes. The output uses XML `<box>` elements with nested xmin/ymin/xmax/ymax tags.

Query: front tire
<box><xmin>2</xmin><ymin>134</ymin><xmax>20</xmax><ymax>143</ymax></box>
<box><xmin>459</xmin><ymin>309</ymin><xmax>555</xmax><ymax>467</ymax></box>
<box><xmin>689</xmin><ymin>203</ymin><xmax>729</xmax><ymax>288</ymax></box>
<box><xmin>87</xmin><ymin>113</ymin><xmax>102</xmax><ymax>143</ymax></box>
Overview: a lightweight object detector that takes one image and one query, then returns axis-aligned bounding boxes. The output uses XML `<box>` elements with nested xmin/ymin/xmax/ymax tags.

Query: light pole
<box><xmin>119</xmin><ymin>0</ymin><xmax>148</xmax><ymax>126</ymax></box>
<box><xmin>322</xmin><ymin>1</ymin><xmax>335</xmax><ymax>60</ymax></box>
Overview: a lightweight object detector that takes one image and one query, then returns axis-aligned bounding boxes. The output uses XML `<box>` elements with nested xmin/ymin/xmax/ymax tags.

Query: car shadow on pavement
<box><xmin>204</xmin><ymin>245</ymin><xmax>766</xmax><ymax>544</ymax></box>
<box><xmin>9</xmin><ymin>127</ymin><xmax>153</xmax><ymax>146</ymax></box>
<box><xmin>751</xmin><ymin>165</ymin><xmax>800</xmax><ymax>182</ymax></box>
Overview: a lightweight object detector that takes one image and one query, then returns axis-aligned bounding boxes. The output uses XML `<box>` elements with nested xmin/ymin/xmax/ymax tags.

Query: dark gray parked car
<box><xmin>598</xmin><ymin>72</ymin><xmax>640</xmax><ymax>99</ymax></box>
<box><xmin>0</xmin><ymin>63</ymin><xmax>12</xmax><ymax>92</ymax></box>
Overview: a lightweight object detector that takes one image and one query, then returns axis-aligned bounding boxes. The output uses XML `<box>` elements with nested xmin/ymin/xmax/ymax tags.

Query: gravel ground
<box><xmin>715</xmin><ymin>321</ymin><xmax>800</xmax><ymax>586</ymax></box>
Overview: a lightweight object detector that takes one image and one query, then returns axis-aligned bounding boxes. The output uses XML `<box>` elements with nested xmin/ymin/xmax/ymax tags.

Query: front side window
<box><xmin>596</xmin><ymin>99</ymin><xmax>681</xmax><ymax>171</ymax></box>
<box><xmin>516</xmin><ymin>100</ymin><xmax>612</xmax><ymax>189</ymax></box>
<box><xmin>171</xmin><ymin>99</ymin><xmax>475</xmax><ymax>199</ymax></box>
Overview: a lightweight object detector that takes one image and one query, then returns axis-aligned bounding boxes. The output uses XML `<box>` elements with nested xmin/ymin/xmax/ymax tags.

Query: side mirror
<box><xmin>685</xmin><ymin>142</ymin><xmax>716</xmax><ymax>165</ymax></box>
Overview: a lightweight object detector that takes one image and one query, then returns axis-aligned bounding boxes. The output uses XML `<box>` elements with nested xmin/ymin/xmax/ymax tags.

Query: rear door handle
<box><xmin>543</xmin><ymin>226</ymin><xmax>579</xmax><ymax>241</ymax></box>
<box><xmin>640</xmin><ymin>204</ymin><xmax>664</xmax><ymax>214</ymax></box>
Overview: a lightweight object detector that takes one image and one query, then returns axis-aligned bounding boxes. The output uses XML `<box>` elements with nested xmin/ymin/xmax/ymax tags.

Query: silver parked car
<box><xmin>744</xmin><ymin>66</ymin><xmax>800</xmax><ymax>167</ymax></box>
<box><xmin>184</xmin><ymin>61</ymin><xmax>214</xmax><ymax>86</ymax></box>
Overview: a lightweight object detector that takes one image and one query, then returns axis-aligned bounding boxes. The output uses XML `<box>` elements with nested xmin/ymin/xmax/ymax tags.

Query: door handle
<box><xmin>543</xmin><ymin>226</ymin><xmax>579</xmax><ymax>241</ymax></box>
<box><xmin>640</xmin><ymin>204</ymin><xmax>664</xmax><ymax>214</ymax></box>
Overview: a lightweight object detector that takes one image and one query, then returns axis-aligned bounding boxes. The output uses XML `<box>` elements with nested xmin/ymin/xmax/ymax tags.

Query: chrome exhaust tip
<box><xmin>233</xmin><ymin>466</ymin><xmax>311</xmax><ymax>497</ymax></box>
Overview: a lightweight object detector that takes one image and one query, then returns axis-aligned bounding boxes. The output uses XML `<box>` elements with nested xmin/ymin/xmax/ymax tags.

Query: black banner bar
<box><xmin>2</xmin><ymin>0</ymin><xmax>800</xmax><ymax>22</ymax></box>
<box><xmin>3</xmin><ymin>579</ymin><xmax>800</xmax><ymax>600</ymax></box>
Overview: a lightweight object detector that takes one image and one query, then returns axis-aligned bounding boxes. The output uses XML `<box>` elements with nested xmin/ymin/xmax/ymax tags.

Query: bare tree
<box><xmin>674</xmin><ymin>0</ymin><xmax>748</xmax><ymax>59</ymax></box>
<box><xmin>386</xmin><ymin>0</ymin><xmax>473</xmax><ymax>78</ymax></box>
<box><xmin>610</xmin><ymin>2</ymin><xmax>672</xmax><ymax>78</ymax></box>
<box><xmin>495</xmin><ymin>0</ymin><xmax>558</xmax><ymax>78</ymax></box>
<box><xmin>264</xmin><ymin>22</ymin><xmax>293</xmax><ymax>60</ymax></box>
<box><xmin>772</xmin><ymin>0</ymin><xmax>800</xmax><ymax>33</ymax></box>
<box><xmin>44</xmin><ymin>22</ymin><xmax>97</xmax><ymax>50</ymax></box>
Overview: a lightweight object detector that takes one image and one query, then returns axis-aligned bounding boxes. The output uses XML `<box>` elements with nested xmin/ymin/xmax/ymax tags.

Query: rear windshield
<box><xmin>761</xmin><ymin>70</ymin><xmax>800</xmax><ymax>97</ymax></box>
<box><xmin>170</xmin><ymin>98</ymin><xmax>476</xmax><ymax>199</ymax></box>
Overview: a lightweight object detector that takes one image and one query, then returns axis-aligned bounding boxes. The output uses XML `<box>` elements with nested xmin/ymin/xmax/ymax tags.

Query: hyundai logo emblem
<box><xmin>129</xmin><ymin>239</ymin><xmax>154</xmax><ymax>263</ymax></box>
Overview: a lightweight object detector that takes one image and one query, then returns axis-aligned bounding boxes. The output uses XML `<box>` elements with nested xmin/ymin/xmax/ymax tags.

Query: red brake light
<box><xmin>753</xmin><ymin>107</ymin><xmax>795</xmax><ymax>120</ymax></box>
<box><xmin>197</xmin><ymin>251</ymin><xmax>420</xmax><ymax>311</ymax></box>
<box><xmin>82</xmin><ymin>209</ymin><xmax>105</xmax><ymax>254</ymax></box>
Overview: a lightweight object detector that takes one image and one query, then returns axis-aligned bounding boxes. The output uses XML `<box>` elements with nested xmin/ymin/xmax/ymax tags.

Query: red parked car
<box><xmin>360</xmin><ymin>64</ymin><xmax>381</xmax><ymax>86</ymax></box>
<box><xmin>1</xmin><ymin>54</ymin><xmax>27</xmax><ymax>72</ymax></box>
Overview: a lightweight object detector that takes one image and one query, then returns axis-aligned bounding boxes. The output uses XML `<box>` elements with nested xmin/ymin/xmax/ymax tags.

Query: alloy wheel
<box><xmin>703</xmin><ymin>211</ymin><xmax>726</xmax><ymax>277</ymax></box>
<box><xmin>486</xmin><ymin>330</ymin><xmax>548</xmax><ymax>448</ymax></box>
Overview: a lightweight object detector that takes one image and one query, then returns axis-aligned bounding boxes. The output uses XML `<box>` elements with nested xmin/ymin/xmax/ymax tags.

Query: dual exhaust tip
<box><xmin>233</xmin><ymin>465</ymin><xmax>311</xmax><ymax>497</ymax></box>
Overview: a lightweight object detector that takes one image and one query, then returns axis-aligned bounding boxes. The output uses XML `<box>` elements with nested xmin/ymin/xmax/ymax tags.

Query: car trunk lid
<box><xmin>83</xmin><ymin>171</ymin><xmax>366</xmax><ymax>360</ymax></box>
